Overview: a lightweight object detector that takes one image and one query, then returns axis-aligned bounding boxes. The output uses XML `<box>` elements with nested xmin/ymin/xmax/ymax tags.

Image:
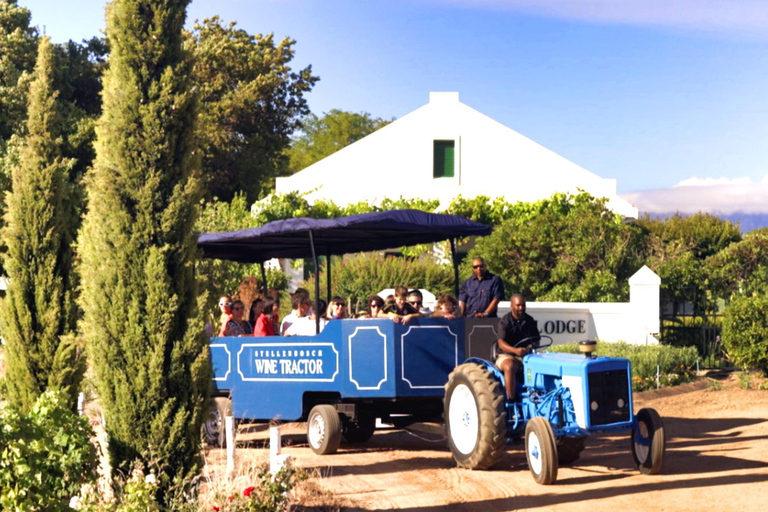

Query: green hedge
<box><xmin>549</xmin><ymin>342</ymin><xmax>699</xmax><ymax>391</ymax></box>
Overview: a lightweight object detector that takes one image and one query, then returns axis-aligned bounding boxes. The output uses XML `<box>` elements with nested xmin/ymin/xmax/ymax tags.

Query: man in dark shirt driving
<box><xmin>496</xmin><ymin>293</ymin><xmax>539</xmax><ymax>400</ymax></box>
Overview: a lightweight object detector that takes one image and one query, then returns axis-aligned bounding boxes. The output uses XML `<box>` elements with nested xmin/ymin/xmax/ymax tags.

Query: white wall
<box><xmin>497</xmin><ymin>266</ymin><xmax>661</xmax><ymax>346</ymax></box>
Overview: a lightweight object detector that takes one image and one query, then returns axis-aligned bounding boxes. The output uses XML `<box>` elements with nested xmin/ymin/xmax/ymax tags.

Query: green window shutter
<box><xmin>433</xmin><ymin>140</ymin><xmax>455</xmax><ymax>178</ymax></box>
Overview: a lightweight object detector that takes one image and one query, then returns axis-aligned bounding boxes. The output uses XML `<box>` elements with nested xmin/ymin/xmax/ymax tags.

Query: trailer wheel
<box><xmin>525</xmin><ymin>417</ymin><xmax>559</xmax><ymax>485</ymax></box>
<box><xmin>444</xmin><ymin>363</ymin><xmax>507</xmax><ymax>470</ymax></box>
<box><xmin>632</xmin><ymin>407</ymin><xmax>665</xmax><ymax>474</ymax></box>
<box><xmin>203</xmin><ymin>397</ymin><xmax>232</xmax><ymax>449</ymax></box>
<box><xmin>307</xmin><ymin>404</ymin><xmax>342</xmax><ymax>455</ymax></box>
<box><xmin>343</xmin><ymin>412</ymin><xmax>376</xmax><ymax>443</ymax></box>
<box><xmin>556</xmin><ymin>436</ymin><xmax>586</xmax><ymax>465</ymax></box>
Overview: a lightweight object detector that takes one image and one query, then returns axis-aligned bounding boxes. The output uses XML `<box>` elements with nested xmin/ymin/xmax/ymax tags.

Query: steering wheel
<box><xmin>491</xmin><ymin>335</ymin><xmax>553</xmax><ymax>361</ymax></box>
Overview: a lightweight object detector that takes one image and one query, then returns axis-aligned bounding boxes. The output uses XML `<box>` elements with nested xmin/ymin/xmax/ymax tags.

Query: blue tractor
<box><xmin>444</xmin><ymin>337</ymin><xmax>666</xmax><ymax>484</ymax></box>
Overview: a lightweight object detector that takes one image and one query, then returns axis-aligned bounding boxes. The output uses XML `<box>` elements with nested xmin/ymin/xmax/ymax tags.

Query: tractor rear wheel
<box><xmin>631</xmin><ymin>407</ymin><xmax>665</xmax><ymax>474</ymax></box>
<box><xmin>444</xmin><ymin>363</ymin><xmax>507</xmax><ymax>470</ymax></box>
<box><xmin>525</xmin><ymin>417</ymin><xmax>559</xmax><ymax>485</ymax></box>
<box><xmin>556</xmin><ymin>436</ymin><xmax>586</xmax><ymax>465</ymax></box>
<box><xmin>202</xmin><ymin>397</ymin><xmax>233</xmax><ymax>448</ymax></box>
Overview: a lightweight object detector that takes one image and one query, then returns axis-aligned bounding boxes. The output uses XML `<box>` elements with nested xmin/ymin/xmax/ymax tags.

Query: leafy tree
<box><xmin>78</xmin><ymin>0</ymin><xmax>210</xmax><ymax>498</ymax></box>
<box><xmin>0</xmin><ymin>0</ymin><xmax>38</xmax><ymax>142</ymax></box>
<box><xmin>285</xmin><ymin>109</ymin><xmax>392</xmax><ymax>173</ymax></box>
<box><xmin>722</xmin><ymin>294</ymin><xmax>768</xmax><ymax>375</ymax></box>
<box><xmin>188</xmin><ymin>16</ymin><xmax>318</xmax><ymax>202</ymax></box>
<box><xmin>469</xmin><ymin>193</ymin><xmax>645</xmax><ymax>302</ymax></box>
<box><xmin>707</xmin><ymin>229</ymin><xmax>768</xmax><ymax>299</ymax></box>
<box><xmin>637</xmin><ymin>213</ymin><xmax>741</xmax><ymax>314</ymax></box>
<box><xmin>0</xmin><ymin>37</ymin><xmax>82</xmax><ymax>412</ymax></box>
<box><xmin>195</xmin><ymin>194</ymin><xmax>288</xmax><ymax>317</ymax></box>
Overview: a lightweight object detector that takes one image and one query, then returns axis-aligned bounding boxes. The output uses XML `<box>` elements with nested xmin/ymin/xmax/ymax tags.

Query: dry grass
<box><xmin>197</xmin><ymin>446</ymin><xmax>345</xmax><ymax>512</ymax></box>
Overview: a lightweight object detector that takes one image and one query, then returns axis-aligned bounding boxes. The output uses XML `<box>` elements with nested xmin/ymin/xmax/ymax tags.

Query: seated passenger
<box><xmin>253</xmin><ymin>297</ymin><xmax>277</xmax><ymax>336</ymax></box>
<box><xmin>366</xmin><ymin>294</ymin><xmax>385</xmax><ymax>318</ymax></box>
<box><xmin>248</xmin><ymin>298</ymin><xmax>263</xmax><ymax>326</ymax></box>
<box><xmin>407</xmin><ymin>289</ymin><xmax>432</xmax><ymax>316</ymax></box>
<box><xmin>281</xmin><ymin>289</ymin><xmax>311</xmax><ymax>335</ymax></box>
<box><xmin>432</xmin><ymin>293</ymin><xmax>460</xmax><ymax>319</ymax></box>
<box><xmin>217</xmin><ymin>295</ymin><xmax>234</xmax><ymax>336</ymax></box>
<box><xmin>327</xmin><ymin>296</ymin><xmax>348</xmax><ymax>319</ymax></box>
<box><xmin>285</xmin><ymin>297</ymin><xmax>326</xmax><ymax>335</ymax></box>
<box><xmin>383</xmin><ymin>285</ymin><xmax>421</xmax><ymax>324</ymax></box>
<box><xmin>224</xmin><ymin>300</ymin><xmax>251</xmax><ymax>336</ymax></box>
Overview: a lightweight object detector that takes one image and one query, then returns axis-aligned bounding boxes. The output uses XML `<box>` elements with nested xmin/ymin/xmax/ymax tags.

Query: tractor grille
<box><xmin>587</xmin><ymin>370</ymin><xmax>630</xmax><ymax>426</ymax></box>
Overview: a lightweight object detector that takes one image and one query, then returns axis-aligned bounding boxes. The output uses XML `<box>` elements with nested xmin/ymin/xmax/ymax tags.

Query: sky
<box><xmin>17</xmin><ymin>0</ymin><xmax>768</xmax><ymax>215</ymax></box>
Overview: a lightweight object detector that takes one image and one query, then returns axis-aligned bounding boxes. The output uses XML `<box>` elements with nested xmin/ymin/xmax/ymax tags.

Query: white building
<box><xmin>276</xmin><ymin>92</ymin><xmax>638</xmax><ymax>218</ymax></box>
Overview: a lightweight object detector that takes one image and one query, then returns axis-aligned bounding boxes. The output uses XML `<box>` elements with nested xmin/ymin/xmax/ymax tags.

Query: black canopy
<box><xmin>197</xmin><ymin>209</ymin><xmax>492</xmax><ymax>263</ymax></box>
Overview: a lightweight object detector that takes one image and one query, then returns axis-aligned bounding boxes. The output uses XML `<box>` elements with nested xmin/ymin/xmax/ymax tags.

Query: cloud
<box><xmin>622</xmin><ymin>175</ymin><xmax>768</xmax><ymax>214</ymax></box>
<box><xmin>435</xmin><ymin>0</ymin><xmax>768</xmax><ymax>37</ymax></box>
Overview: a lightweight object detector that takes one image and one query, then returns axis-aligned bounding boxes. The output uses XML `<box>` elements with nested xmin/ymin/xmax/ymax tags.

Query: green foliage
<box><xmin>707</xmin><ymin>229</ymin><xmax>768</xmax><ymax>299</ymax></box>
<box><xmin>285</xmin><ymin>109</ymin><xmax>392</xmax><ymax>173</ymax></box>
<box><xmin>707</xmin><ymin>379</ymin><xmax>723</xmax><ymax>391</ymax></box>
<box><xmin>550</xmin><ymin>342</ymin><xmax>699</xmax><ymax>391</ymax></box>
<box><xmin>0</xmin><ymin>0</ymin><xmax>38</xmax><ymax>141</ymax></box>
<box><xmin>0</xmin><ymin>37</ymin><xmax>82</xmax><ymax>412</ymax></box>
<box><xmin>207</xmin><ymin>465</ymin><xmax>308</xmax><ymax>512</ymax></box>
<box><xmin>638</xmin><ymin>213</ymin><xmax>741</xmax><ymax>314</ymax></box>
<box><xmin>303</xmin><ymin>253</ymin><xmax>454</xmax><ymax>314</ymax></box>
<box><xmin>737</xmin><ymin>371</ymin><xmax>751</xmax><ymax>390</ymax></box>
<box><xmin>722</xmin><ymin>294</ymin><xmax>768</xmax><ymax>374</ymax></box>
<box><xmin>469</xmin><ymin>193</ymin><xmax>644</xmax><ymax>302</ymax></box>
<box><xmin>758</xmin><ymin>380</ymin><xmax>768</xmax><ymax>391</ymax></box>
<box><xmin>0</xmin><ymin>390</ymin><xmax>98</xmax><ymax>512</ymax></box>
<box><xmin>78</xmin><ymin>0</ymin><xmax>211</xmax><ymax>501</ymax></box>
<box><xmin>78</xmin><ymin>470</ymin><xmax>162</xmax><ymax>512</ymax></box>
<box><xmin>188</xmin><ymin>16</ymin><xmax>318</xmax><ymax>202</ymax></box>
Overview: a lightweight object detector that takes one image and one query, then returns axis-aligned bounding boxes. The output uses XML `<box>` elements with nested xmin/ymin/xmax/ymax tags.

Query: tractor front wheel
<box><xmin>631</xmin><ymin>407</ymin><xmax>665</xmax><ymax>474</ymax></box>
<box><xmin>525</xmin><ymin>417</ymin><xmax>559</xmax><ymax>485</ymax></box>
<box><xmin>444</xmin><ymin>363</ymin><xmax>507</xmax><ymax>470</ymax></box>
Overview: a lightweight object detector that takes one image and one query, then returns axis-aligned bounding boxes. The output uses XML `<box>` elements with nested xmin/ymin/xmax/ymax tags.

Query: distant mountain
<box><xmin>642</xmin><ymin>212</ymin><xmax>768</xmax><ymax>234</ymax></box>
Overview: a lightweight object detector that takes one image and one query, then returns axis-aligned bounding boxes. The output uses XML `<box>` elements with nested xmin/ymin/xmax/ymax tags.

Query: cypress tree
<box><xmin>77</xmin><ymin>0</ymin><xmax>210</xmax><ymax>494</ymax></box>
<box><xmin>0</xmin><ymin>37</ymin><xmax>81</xmax><ymax>411</ymax></box>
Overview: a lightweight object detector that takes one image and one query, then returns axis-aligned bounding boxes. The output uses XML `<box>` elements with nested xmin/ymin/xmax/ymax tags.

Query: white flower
<box><xmin>145</xmin><ymin>473</ymin><xmax>156</xmax><ymax>485</ymax></box>
<box><xmin>69</xmin><ymin>496</ymin><xmax>82</xmax><ymax>510</ymax></box>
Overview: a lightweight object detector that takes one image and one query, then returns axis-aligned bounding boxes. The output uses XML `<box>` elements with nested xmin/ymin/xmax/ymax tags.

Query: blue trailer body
<box><xmin>209</xmin><ymin>318</ymin><xmax>464</xmax><ymax>421</ymax></box>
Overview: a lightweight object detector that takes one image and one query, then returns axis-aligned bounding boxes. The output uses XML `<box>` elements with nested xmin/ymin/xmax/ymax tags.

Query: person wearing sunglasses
<box><xmin>217</xmin><ymin>295</ymin><xmax>234</xmax><ymax>336</ymax></box>
<box><xmin>407</xmin><ymin>289</ymin><xmax>432</xmax><ymax>316</ymax></box>
<box><xmin>383</xmin><ymin>285</ymin><xmax>422</xmax><ymax>324</ymax></box>
<box><xmin>327</xmin><ymin>296</ymin><xmax>348</xmax><ymax>320</ymax></box>
<box><xmin>223</xmin><ymin>300</ymin><xmax>251</xmax><ymax>336</ymax></box>
<box><xmin>365</xmin><ymin>294</ymin><xmax>386</xmax><ymax>318</ymax></box>
<box><xmin>458</xmin><ymin>257</ymin><xmax>505</xmax><ymax>318</ymax></box>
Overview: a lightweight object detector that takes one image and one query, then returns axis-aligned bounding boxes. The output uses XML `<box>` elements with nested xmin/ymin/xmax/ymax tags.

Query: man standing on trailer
<box><xmin>496</xmin><ymin>293</ymin><xmax>540</xmax><ymax>400</ymax></box>
<box><xmin>459</xmin><ymin>257</ymin><xmax>505</xmax><ymax>318</ymax></box>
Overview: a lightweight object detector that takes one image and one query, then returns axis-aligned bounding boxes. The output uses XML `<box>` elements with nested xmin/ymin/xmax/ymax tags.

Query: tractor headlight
<box><xmin>617</xmin><ymin>398</ymin><xmax>625</xmax><ymax>409</ymax></box>
<box><xmin>590</xmin><ymin>401</ymin><xmax>599</xmax><ymax>411</ymax></box>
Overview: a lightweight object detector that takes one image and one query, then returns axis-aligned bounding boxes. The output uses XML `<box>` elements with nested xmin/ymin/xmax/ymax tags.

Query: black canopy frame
<box><xmin>197</xmin><ymin>209</ymin><xmax>493</xmax><ymax>333</ymax></box>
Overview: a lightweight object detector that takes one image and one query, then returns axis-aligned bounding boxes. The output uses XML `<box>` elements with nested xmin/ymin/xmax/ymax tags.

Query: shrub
<box><xmin>722</xmin><ymin>294</ymin><xmax>768</xmax><ymax>375</ymax></box>
<box><xmin>0</xmin><ymin>391</ymin><xmax>98</xmax><ymax>512</ymax></box>
<box><xmin>549</xmin><ymin>342</ymin><xmax>699</xmax><ymax>391</ymax></box>
<box><xmin>303</xmin><ymin>253</ymin><xmax>454</xmax><ymax>315</ymax></box>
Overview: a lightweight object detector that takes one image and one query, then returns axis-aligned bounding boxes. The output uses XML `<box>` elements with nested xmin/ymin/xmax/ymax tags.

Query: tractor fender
<box><xmin>464</xmin><ymin>357</ymin><xmax>506</xmax><ymax>389</ymax></box>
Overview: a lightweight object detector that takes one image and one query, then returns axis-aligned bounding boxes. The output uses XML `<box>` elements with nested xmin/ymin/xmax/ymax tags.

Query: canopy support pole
<box><xmin>326</xmin><ymin>251</ymin><xmax>332</xmax><ymax>303</ymax></box>
<box><xmin>450</xmin><ymin>238</ymin><xmax>459</xmax><ymax>298</ymax></box>
<box><xmin>260</xmin><ymin>262</ymin><xmax>267</xmax><ymax>294</ymax></box>
<box><xmin>309</xmin><ymin>230</ymin><xmax>320</xmax><ymax>335</ymax></box>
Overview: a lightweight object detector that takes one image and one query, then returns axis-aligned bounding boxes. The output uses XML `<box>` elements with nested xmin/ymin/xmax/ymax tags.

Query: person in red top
<box><xmin>253</xmin><ymin>297</ymin><xmax>277</xmax><ymax>337</ymax></box>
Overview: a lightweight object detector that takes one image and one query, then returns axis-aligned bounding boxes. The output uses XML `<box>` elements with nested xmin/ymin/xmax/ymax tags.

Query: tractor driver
<box><xmin>495</xmin><ymin>293</ymin><xmax>540</xmax><ymax>400</ymax></box>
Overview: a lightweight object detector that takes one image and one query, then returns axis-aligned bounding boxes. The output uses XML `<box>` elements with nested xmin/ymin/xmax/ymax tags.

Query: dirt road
<box><xmin>232</xmin><ymin>377</ymin><xmax>768</xmax><ymax>512</ymax></box>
